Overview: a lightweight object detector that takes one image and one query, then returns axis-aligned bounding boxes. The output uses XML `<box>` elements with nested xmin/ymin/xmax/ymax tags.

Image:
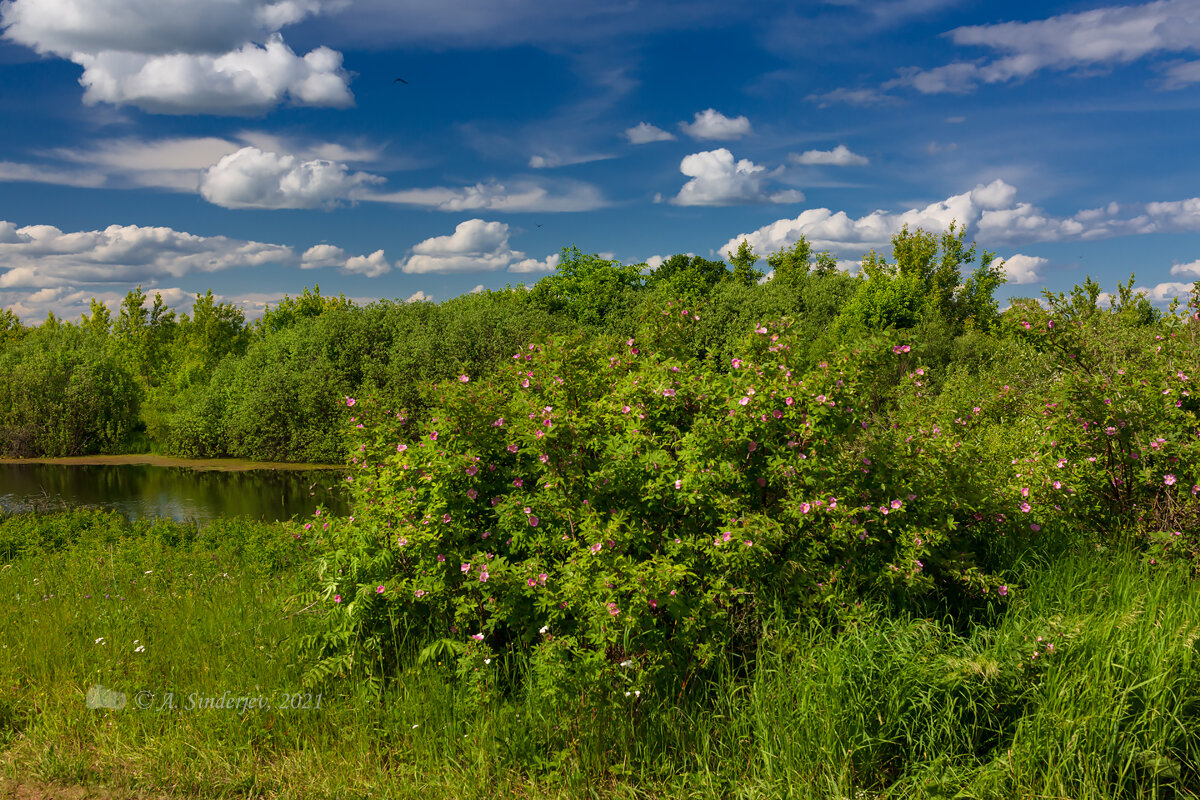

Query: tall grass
<box><xmin>2</xmin><ymin>511</ymin><xmax>1197</xmax><ymax>799</ymax></box>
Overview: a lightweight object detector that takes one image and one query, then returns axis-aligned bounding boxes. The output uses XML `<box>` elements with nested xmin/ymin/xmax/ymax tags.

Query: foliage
<box><xmin>301</xmin><ymin>306</ymin><xmax>1043</xmax><ymax>695</ymax></box>
<box><xmin>835</xmin><ymin>223</ymin><xmax>1006</xmax><ymax>336</ymax></box>
<box><xmin>0</xmin><ymin>324</ymin><xmax>140</xmax><ymax>456</ymax></box>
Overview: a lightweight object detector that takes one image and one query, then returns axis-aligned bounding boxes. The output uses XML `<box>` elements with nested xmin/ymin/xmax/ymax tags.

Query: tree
<box><xmin>644</xmin><ymin>253</ymin><xmax>729</xmax><ymax>302</ymax></box>
<box><xmin>835</xmin><ymin>223</ymin><xmax>1005</xmax><ymax>335</ymax></box>
<box><xmin>0</xmin><ymin>307</ymin><xmax>25</xmax><ymax>349</ymax></box>
<box><xmin>529</xmin><ymin>247</ymin><xmax>645</xmax><ymax>330</ymax></box>
<box><xmin>81</xmin><ymin>298</ymin><xmax>112</xmax><ymax>339</ymax></box>
<box><xmin>727</xmin><ymin>239</ymin><xmax>764</xmax><ymax>286</ymax></box>
<box><xmin>766</xmin><ymin>237</ymin><xmax>812</xmax><ymax>288</ymax></box>
<box><xmin>174</xmin><ymin>290</ymin><xmax>248</xmax><ymax>386</ymax></box>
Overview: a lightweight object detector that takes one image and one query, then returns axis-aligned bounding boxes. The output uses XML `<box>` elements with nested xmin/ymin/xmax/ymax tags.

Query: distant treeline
<box><xmin>0</xmin><ymin>225</ymin><xmax>1162</xmax><ymax>463</ymax></box>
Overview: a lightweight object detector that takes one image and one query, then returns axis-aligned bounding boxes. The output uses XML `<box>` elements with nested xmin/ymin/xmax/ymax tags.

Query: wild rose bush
<box><xmin>301</xmin><ymin>303</ymin><xmax>1028</xmax><ymax>691</ymax></box>
<box><xmin>1004</xmin><ymin>282</ymin><xmax>1200</xmax><ymax>562</ymax></box>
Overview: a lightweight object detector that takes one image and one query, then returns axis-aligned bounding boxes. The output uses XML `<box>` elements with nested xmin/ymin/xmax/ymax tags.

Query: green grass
<box><xmin>1</xmin><ymin>510</ymin><xmax>1198</xmax><ymax>799</ymax></box>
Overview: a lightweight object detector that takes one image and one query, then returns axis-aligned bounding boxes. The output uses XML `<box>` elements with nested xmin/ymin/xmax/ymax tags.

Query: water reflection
<box><xmin>0</xmin><ymin>464</ymin><xmax>349</xmax><ymax>524</ymax></box>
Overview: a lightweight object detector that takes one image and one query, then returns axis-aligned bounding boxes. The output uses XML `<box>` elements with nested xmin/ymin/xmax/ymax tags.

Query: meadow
<box><xmin>1</xmin><ymin>509</ymin><xmax>1198</xmax><ymax>799</ymax></box>
<box><xmin>2</xmin><ymin>227</ymin><xmax>1200</xmax><ymax>798</ymax></box>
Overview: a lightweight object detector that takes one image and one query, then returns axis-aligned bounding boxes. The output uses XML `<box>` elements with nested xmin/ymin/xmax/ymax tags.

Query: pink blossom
<box><xmin>785</xmin><ymin>397</ymin><xmax>794</xmax><ymax>405</ymax></box>
<box><xmin>466</xmin><ymin>465</ymin><xmax>478</xmax><ymax>476</ymax></box>
<box><xmin>430</xmin><ymin>431</ymin><xmax>439</xmax><ymax>441</ymax></box>
<box><xmin>346</xmin><ymin>397</ymin><xmax>356</xmax><ymax>407</ymax></box>
<box><xmin>800</xmin><ymin>502</ymin><xmax>811</xmax><ymax>514</ymax></box>
<box><xmin>674</xmin><ymin>480</ymin><xmax>682</xmax><ymax>489</ymax></box>
<box><xmin>437</xmin><ymin>554</ymin><xmax>446</xmax><ymax>562</ymax></box>
<box><xmin>748</xmin><ymin>441</ymin><xmax>758</xmax><ymax>453</ymax></box>
<box><xmin>528</xmin><ymin>516</ymin><xmax>539</xmax><ymax>527</ymax></box>
<box><xmin>467</xmin><ymin>489</ymin><xmax>478</xmax><ymax>500</ymax></box>
<box><xmin>507</xmin><ymin>444</ymin><xmax>519</xmax><ymax>453</ymax></box>
<box><xmin>472</xmin><ymin>633</ymin><xmax>484</xmax><ymax>641</ymax></box>
<box><xmin>397</xmin><ymin>443</ymin><xmax>407</xmax><ymax>453</ymax></box>
<box><xmin>461</xmin><ymin>563</ymin><xmax>471</xmax><ymax>573</ymax></box>
<box><xmin>722</xmin><ymin>531</ymin><xmax>732</xmax><ymax>542</ymax></box>
<box><xmin>1165</xmin><ymin>474</ymin><xmax>1177</xmax><ymax>486</ymax></box>
<box><xmin>376</xmin><ymin>585</ymin><xmax>385</xmax><ymax>594</ymax></box>
<box><xmin>998</xmin><ymin>585</ymin><xmax>1008</xmax><ymax>596</ymax></box>
<box><xmin>739</xmin><ymin>397</ymin><xmax>750</xmax><ymax>406</ymax></box>
<box><xmin>443</xmin><ymin>513</ymin><xmax>452</xmax><ymax>523</ymax></box>
<box><xmin>334</xmin><ymin>594</ymin><xmax>341</xmax><ymax>603</ymax></box>
<box><xmin>1020</xmin><ymin>502</ymin><xmax>1031</xmax><ymax>513</ymax></box>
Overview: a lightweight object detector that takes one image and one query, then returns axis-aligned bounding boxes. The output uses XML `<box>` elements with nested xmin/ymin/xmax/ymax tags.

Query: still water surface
<box><xmin>0</xmin><ymin>461</ymin><xmax>349</xmax><ymax>523</ymax></box>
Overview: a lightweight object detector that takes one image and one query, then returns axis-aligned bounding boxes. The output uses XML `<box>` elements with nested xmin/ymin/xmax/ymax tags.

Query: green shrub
<box><xmin>300</xmin><ymin>303</ymin><xmax>1030</xmax><ymax>694</ymax></box>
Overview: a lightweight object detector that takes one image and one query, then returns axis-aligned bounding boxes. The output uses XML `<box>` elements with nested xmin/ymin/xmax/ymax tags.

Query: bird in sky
<box><xmin>394</xmin><ymin>77</ymin><xmax>408</xmax><ymax>84</ymax></box>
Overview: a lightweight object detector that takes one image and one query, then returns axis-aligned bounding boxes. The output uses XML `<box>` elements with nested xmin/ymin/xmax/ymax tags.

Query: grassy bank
<box><xmin>1</xmin><ymin>510</ymin><xmax>1197</xmax><ymax>798</ymax></box>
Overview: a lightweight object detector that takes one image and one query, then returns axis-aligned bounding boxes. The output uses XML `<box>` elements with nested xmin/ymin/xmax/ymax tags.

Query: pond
<box><xmin>0</xmin><ymin>456</ymin><xmax>349</xmax><ymax>524</ymax></box>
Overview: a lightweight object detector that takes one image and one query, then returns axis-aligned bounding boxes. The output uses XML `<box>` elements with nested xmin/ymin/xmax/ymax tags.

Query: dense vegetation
<box><xmin>3</xmin><ymin>224</ymin><xmax>1200</xmax><ymax>798</ymax></box>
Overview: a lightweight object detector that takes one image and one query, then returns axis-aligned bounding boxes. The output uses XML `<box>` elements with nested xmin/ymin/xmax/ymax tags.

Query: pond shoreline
<box><xmin>0</xmin><ymin>454</ymin><xmax>345</xmax><ymax>472</ymax></box>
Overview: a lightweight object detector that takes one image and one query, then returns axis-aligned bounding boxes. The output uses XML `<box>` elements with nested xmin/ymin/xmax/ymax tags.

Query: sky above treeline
<box><xmin>1</xmin><ymin>0</ymin><xmax>1200</xmax><ymax>323</ymax></box>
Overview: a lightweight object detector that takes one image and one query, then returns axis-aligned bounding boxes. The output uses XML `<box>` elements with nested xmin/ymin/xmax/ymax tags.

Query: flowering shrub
<box><xmin>301</xmin><ymin>303</ymin><xmax>1030</xmax><ymax>691</ymax></box>
<box><xmin>1005</xmin><ymin>280</ymin><xmax>1200</xmax><ymax>561</ymax></box>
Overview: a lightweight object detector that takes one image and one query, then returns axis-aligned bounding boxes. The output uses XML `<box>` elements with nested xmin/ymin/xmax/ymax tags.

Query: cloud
<box><xmin>884</xmin><ymin>0</ymin><xmax>1200</xmax><ymax>95</ymax></box>
<box><xmin>720</xmin><ymin>179</ymin><xmax>1200</xmax><ymax>260</ymax></box>
<box><xmin>74</xmin><ymin>36</ymin><xmax>353</xmax><ymax>114</ymax></box>
<box><xmin>406</xmin><ymin>290</ymin><xmax>433</xmax><ymax>303</ymax></box>
<box><xmin>1</xmin><ymin>0</ymin><xmax>352</xmax><ymax>114</ymax></box>
<box><xmin>1171</xmin><ymin>259</ymin><xmax>1200</xmax><ymax>277</ymax></box>
<box><xmin>678</xmin><ymin>109</ymin><xmax>752</xmax><ymax>140</ymax></box>
<box><xmin>0</xmin><ymin>0</ymin><xmax>332</xmax><ymax>55</ymax></box>
<box><xmin>528</xmin><ymin>152</ymin><xmax>613</xmax><ymax>169</ymax></box>
<box><xmin>343</xmin><ymin>250</ymin><xmax>391</xmax><ymax>278</ymax></box>
<box><xmin>199</xmin><ymin>146</ymin><xmax>383</xmax><ymax>209</ymax></box>
<box><xmin>673</xmin><ymin>148</ymin><xmax>796</xmax><ymax>207</ymax></box>
<box><xmin>370</xmin><ymin>179</ymin><xmax>606</xmax><ymax>212</ymax></box>
<box><xmin>790</xmin><ymin>145</ymin><xmax>869</xmax><ymax>166</ymax></box>
<box><xmin>0</xmin><ymin>219</ymin><xmax>295</xmax><ymax>290</ymax></box>
<box><xmin>508</xmin><ymin>252</ymin><xmax>561</xmax><ymax>273</ymax></box>
<box><xmin>992</xmin><ymin>253</ymin><xmax>1047</xmax><ymax>284</ymax></box>
<box><xmin>469</xmin><ymin>284</ymin><xmax>485</xmax><ymax>294</ymax></box>
<box><xmin>300</xmin><ymin>244</ymin><xmax>392</xmax><ymax>277</ymax></box>
<box><xmin>401</xmin><ymin>219</ymin><xmax>557</xmax><ymax>275</ymax></box>
<box><xmin>8</xmin><ymin>133</ymin><xmax>385</xmax><ymax>196</ymax></box>
<box><xmin>0</xmin><ymin>161</ymin><xmax>106</xmax><ymax>187</ymax></box>
<box><xmin>805</xmin><ymin>87</ymin><xmax>896</xmax><ymax>107</ymax></box>
<box><xmin>624</xmin><ymin>122</ymin><xmax>676</xmax><ymax>144</ymax></box>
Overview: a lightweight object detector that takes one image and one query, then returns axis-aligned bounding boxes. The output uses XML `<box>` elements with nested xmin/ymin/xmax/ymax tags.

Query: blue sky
<box><xmin>1</xmin><ymin>0</ymin><xmax>1199</xmax><ymax>322</ymax></box>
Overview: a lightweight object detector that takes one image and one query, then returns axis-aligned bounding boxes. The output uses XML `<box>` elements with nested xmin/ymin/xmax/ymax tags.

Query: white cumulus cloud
<box><xmin>0</xmin><ymin>219</ymin><xmax>295</xmax><ymax>290</ymax></box>
<box><xmin>300</xmin><ymin>244</ymin><xmax>391</xmax><ymax>277</ymax></box>
<box><xmin>992</xmin><ymin>254</ymin><xmax>1047</xmax><ymax>284</ymax></box>
<box><xmin>400</xmin><ymin>219</ymin><xmax>558</xmax><ymax>275</ymax></box>
<box><xmin>673</xmin><ymin>148</ymin><xmax>790</xmax><ymax>207</ymax></box>
<box><xmin>0</xmin><ymin>0</ymin><xmax>352</xmax><ymax>114</ymax></box>
<box><xmin>1171</xmin><ymin>259</ymin><xmax>1200</xmax><ymax>277</ymax></box>
<box><xmin>720</xmin><ymin>180</ymin><xmax>1200</xmax><ymax>262</ymax></box>
<box><xmin>678</xmin><ymin>109</ymin><xmax>752</xmax><ymax>140</ymax></box>
<box><xmin>790</xmin><ymin>145</ymin><xmax>869</xmax><ymax>166</ymax></box>
<box><xmin>509</xmin><ymin>252</ymin><xmax>561</xmax><ymax>274</ymax></box>
<box><xmin>199</xmin><ymin>146</ymin><xmax>382</xmax><ymax>209</ymax></box>
<box><xmin>624</xmin><ymin>122</ymin><xmax>676</xmax><ymax>144</ymax></box>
